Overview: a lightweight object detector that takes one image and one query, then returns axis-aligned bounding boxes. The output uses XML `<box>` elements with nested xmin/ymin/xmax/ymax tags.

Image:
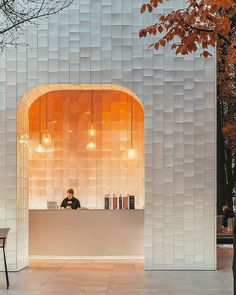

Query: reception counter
<box><xmin>29</xmin><ymin>209</ymin><xmax>144</xmax><ymax>259</ymax></box>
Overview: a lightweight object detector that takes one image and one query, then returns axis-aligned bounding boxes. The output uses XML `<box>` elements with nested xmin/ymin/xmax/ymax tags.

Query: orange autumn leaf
<box><xmin>171</xmin><ymin>43</ymin><xmax>177</xmax><ymax>49</ymax></box>
<box><xmin>176</xmin><ymin>46</ymin><xmax>182</xmax><ymax>55</ymax></box>
<box><xmin>154</xmin><ymin>42</ymin><xmax>159</xmax><ymax>49</ymax></box>
<box><xmin>152</xmin><ymin>0</ymin><xmax>158</xmax><ymax>8</ymax></box>
<box><xmin>147</xmin><ymin>3</ymin><xmax>153</xmax><ymax>12</ymax></box>
<box><xmin>160</xmin><ymin>39</ymin><xmax>166</xmax><ymax>47</ymax></box>
<box><xmin>158</xmin><ymin>25</ymin><xmax>163</xmax><ymax>33</ymax></box>
<box><xmin>152</xmin><ymin>27</ymin><xmax>157</xmax><ymax>35</ymax></box>
<box><xmin>181</xmin><ymin>46</ymin><xmax>188</xmax><ymax>55</ymax></box>
<box><xmin>140</xmin><ymin>4</ymin><xmax>146</xmax><ymax>13</ymax></box>
<box><xmin>201</xmin><ymin>50</ymin><xmax>212</xmax><ymax>58</ymax></box>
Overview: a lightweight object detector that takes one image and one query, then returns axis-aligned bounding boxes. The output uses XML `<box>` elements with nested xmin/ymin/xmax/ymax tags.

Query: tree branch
<box><xmin>0</xmin><ymin>0</ymin><xmax>74</xmax><ymax>48</ymax></box>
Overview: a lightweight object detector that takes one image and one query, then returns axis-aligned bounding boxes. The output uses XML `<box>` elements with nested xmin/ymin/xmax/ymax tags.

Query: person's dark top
<box><xmin>60</xmin><ymin>197</ymin><xmax>81</xmax><ymax>209</ymax></box>
<box><xmin>223</xmin><ymin>207</ymin><xmax>235</xmax><ymax>227</ymax></box>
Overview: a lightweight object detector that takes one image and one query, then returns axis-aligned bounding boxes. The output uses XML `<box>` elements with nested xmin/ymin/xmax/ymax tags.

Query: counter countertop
<box><xmin>29</xmin><ymin>209</ymin><xmax>144</xmax><ymax>211</ymax></box>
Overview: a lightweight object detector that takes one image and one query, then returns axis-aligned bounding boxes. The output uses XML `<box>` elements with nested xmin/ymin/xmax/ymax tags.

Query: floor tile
<box><xmin>0</xmin><ymin>246</ymin><xmax>233</xmax><ymax>295</ymax></box>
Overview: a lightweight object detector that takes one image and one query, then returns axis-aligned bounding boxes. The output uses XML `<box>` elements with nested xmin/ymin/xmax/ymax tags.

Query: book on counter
<box><xmin>104</xmin><ymin>194</ymin><xmax>110</xmax><ymax>210</ymax></box>
<box><xmin>128</xmin><ymin>195</ymin><xmax>135</xmax><ymax>209</ymax></box>
<box><xmin>123</xmin><ymin>195</ymin><xmax>128</xmax><ymax>209</ymax></box>
<box><xmin>113</xmin><ymin>194</ymin><xmax>118</xmax><ymax>210</ymax></box>
<box><xmin>119</xmin><ymin>194</ymin><xmax>123</xmax><ymax>209</ymax></box>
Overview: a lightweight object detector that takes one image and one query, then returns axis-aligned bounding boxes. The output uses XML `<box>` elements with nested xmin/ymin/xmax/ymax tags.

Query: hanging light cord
<box><xmin>39</xmin><ymin>97</ymin><xmax>41</xmax><ymax>144</ymax></box>
<box><xmin>91</xmin><ymin>91</ymin><xmax>94</xmax><ymax>126</ymax></box>
<box><xmin>46</xmin><ymin>95</ymin><xmax>48</xmax><ymax>132</ymax></box>
<box><xmin>131</xmin><ymin>98</ymin><xmax>133</xmax><ymax>148</ymax></box>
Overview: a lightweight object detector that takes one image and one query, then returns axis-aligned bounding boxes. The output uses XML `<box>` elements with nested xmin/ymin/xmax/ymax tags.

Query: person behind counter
<box><xmin>61</xmin><ymin>188</ymin><xmax>81</xmax><ymax>209</ymax></box>
<box><xmin>222</xmin><ymin>204</ymin><xmax>235</xmax><ymax>227</ymax></box>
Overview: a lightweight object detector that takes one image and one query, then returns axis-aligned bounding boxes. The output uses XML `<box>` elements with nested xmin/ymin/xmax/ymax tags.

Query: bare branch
<box><xmin>0</xmin><ymin>0</ymin><xmax>75</xmax><ymax>49</ymax></box>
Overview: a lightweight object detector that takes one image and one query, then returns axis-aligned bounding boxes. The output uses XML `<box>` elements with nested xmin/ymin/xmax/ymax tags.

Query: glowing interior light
<box><xmin>18</xmin><ymin>134</ymin><xmax>25</xmax><ymax>144</ymax></box>
<box><xmin>86</xmin><ymin>140</ymin><xmax>96</xmax><ymax>150</ymax></box>
<box><xmin>24</xmin><ymin>135</ymin><xmax>29</xmax><ymax>144</ymax></box>
<box><xmin>128</xmin><ymin>148</ymin><xmax>136</xmax><ymax>159</ymax></box>
<box><xmin>18</xmin><ymin>134</ymin><xmax>29</xmax><ymax>144</ymax></box>
<box><xmin>42</xmin><ymin>132</ymin><xmax>52</xmax><ymax>145</ymax></box>
<box><xmin>35</xmin><ymin>144</ymin><xmax>45</xmax><ymax>153</ymax></box>
<box><xmin>88</xmin><ymin>125</ymin><xmax>96</xmax><ymax>137</ymax></box>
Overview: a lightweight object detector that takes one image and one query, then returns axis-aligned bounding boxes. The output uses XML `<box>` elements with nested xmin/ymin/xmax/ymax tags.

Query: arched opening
<box><xmin>17</xmin><ymin>84</ymin><xmax>144</xmax><ymax>261</ymax></box>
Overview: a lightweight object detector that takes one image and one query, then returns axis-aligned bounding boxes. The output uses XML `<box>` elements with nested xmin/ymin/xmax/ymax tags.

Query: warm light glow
<box><xmin>86</xmin><ymin>140</ymin><xmax>96</xmax><ymax>150</ymax></box>
<box><xmin>88</xmin><ymin>125</ymin><xmax>96</xmax><ymax>137</ymax></box>
<box><xmin>18</xmin><ymin>134</ymin><xmax>29</xmax><ymax>144</ymax></box>
<box><xmin>42</xmin><ymin>132</ymin><xmax>52</xmax><ymax>145</ymax></box>
<box><xmin>35</xmin><ymin>144</ymin><xmax>45</xmax><ymax>153</ymax></box>
<box><xmin>26</xmin><ymin>87</ymin><xmax>144</xmax><ymax>209</ymax></box>
<box><xmin>24</xmin><ymin>135</ymin><xmax>29</xmax><ymax>144</ymax></box>
<box><xmin>128</xmin><ymin>148</ymin><xmax>136</xmax><ymax>159</ymax></box>
<box><xmin>18</xmin><ymin>134</ymin><xmax>25</xmax><ymax>144</ymax></box>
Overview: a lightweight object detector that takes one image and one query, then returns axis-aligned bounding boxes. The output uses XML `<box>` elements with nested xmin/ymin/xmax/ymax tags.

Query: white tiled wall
<box><xmin>0</xmin><ymin>0</ymin><xmax>216</xmax><ymax>271</ymax></box>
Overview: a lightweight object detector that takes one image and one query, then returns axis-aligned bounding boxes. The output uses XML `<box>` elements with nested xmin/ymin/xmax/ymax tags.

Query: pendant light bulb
<box><xmin>86</xmin><ymin>140</ymin><xmax>96</xmax><ymax>150</ymax></box>
<box><xmin>24</xmin><ymin>135</ymin><xmax>29</xmax><ymax>144</ymax></box>
<box><xmin>35</xmin><ymin>143</ymin><xmax>45</xmax><ymax>153</ymax></box>
<box><xmin>18</xmin><ymin>134</ymin><xmax>25</xmax><ymax>144</ymax></box>
<box><xmin>42</xmin><ymin>132</ymin><xmax>52</xmax><ymax>145</ymax></box>
<box><xmin>128</xmin><ymin>148</ymin><xmax>136</xmax><ymax>159</ymax></box>
<box><xmin>18</xmin><ymin>134</ymin><xmax>29</xmax><ymax>144</ymax></box>
<box><xmin>88</xmin><ymin>125</ymin><xmax>96</xmax><ymax>137</ymax></box>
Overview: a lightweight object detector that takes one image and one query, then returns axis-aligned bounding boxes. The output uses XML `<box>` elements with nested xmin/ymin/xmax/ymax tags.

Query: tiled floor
<box><xmin>0</xmin><ymin>246</ymin><xmax>233</xmax><ymax>295</ymax></box>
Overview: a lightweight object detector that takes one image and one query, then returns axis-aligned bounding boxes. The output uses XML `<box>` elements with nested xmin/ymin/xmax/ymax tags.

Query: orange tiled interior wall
<box><xmin>28</xmin><ymin>90</ymin><xmax>144</xmax><ymax>209</ymax></box>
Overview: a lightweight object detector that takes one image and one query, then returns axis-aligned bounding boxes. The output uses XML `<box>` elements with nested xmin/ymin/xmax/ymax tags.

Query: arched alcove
<box><xmin>17</xmin><ymin>85</ymin><xmax>144</xmax><ymax>262</ymax></box>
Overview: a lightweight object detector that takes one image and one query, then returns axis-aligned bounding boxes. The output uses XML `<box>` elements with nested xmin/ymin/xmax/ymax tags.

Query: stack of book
<box><xmin>104</xmin><ymin>194</ymin><xmax>135</xmax><ymax>210</ymax></box>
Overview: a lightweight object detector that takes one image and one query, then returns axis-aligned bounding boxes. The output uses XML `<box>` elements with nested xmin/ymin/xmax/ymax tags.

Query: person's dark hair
<box><xmin>67</xmin><ymin>188</ymin><xmax>74</xmax><ymax>195</ymax></box>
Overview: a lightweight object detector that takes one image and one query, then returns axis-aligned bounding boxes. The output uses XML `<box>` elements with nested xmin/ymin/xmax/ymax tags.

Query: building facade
<box><xmin>0</xmin><ymin>0</ymin><xmax>216</xmax><ymax>271</ymax></box>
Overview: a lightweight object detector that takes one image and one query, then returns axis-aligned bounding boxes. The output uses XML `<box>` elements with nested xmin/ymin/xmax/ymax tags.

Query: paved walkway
<box><xmin>0</xmin><ymin>246</ymin><xmax>233</xmax><ymax>295</ymax></box>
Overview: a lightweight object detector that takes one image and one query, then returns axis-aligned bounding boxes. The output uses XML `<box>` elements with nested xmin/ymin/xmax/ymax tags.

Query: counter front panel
<box><xmin>29</xmin><ymin>209</ymin><xmax>144</xmax><ymax>258</ymax></box>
